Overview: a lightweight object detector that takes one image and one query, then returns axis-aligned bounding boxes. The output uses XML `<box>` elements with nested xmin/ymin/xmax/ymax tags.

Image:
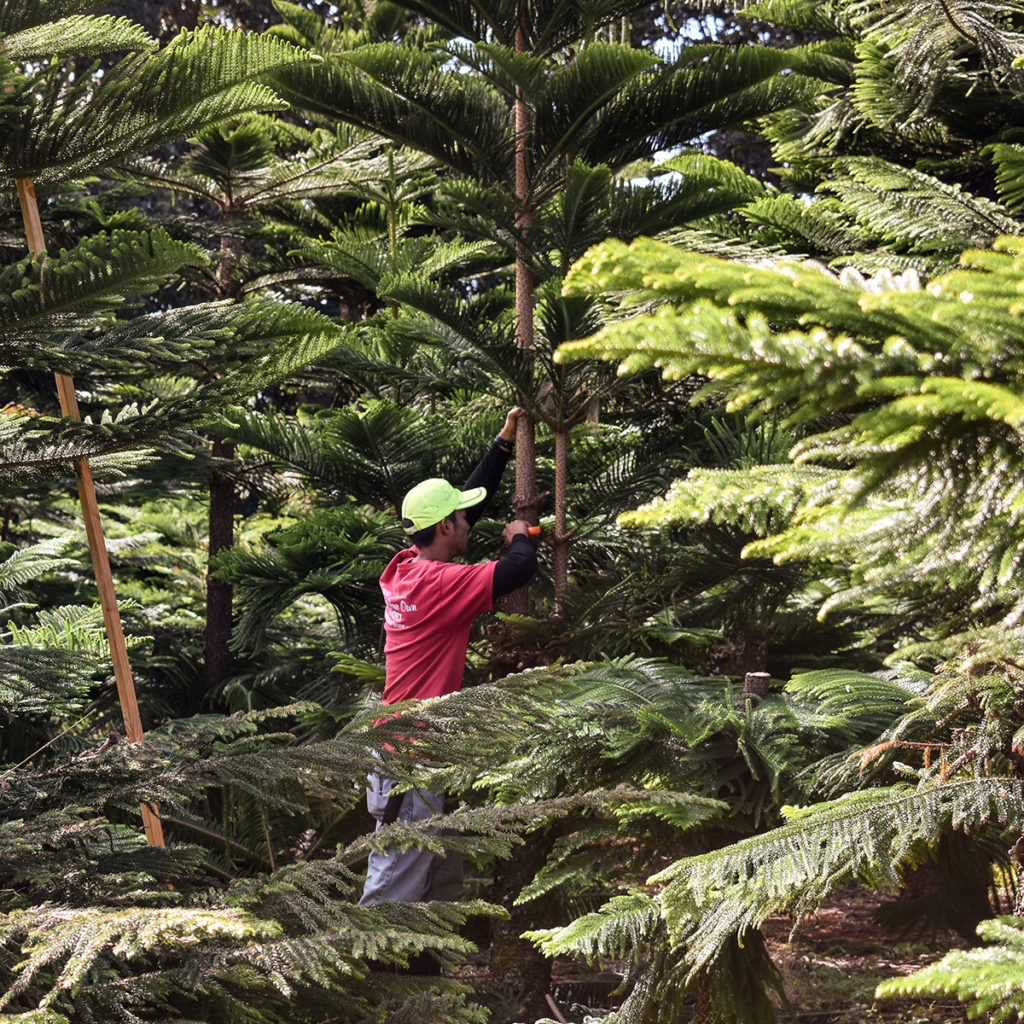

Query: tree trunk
<box><xmin>507</xmin><ymin>5</ymin><xmax>538</xmax><ymax>615</ymax></box>
<box><xmin>742</xmin><ymin>671</ymin><xmax>771</xmax><ymax>706</ymax></box>
<box><xmin>204</xmin><ymin>230</ymin><xmax>242</xmax><ymax>689</ymax></box>
<box><xmin>690</xmin><ymin>968</ymin><xmax>714</xmax><ymax>1024</ymax></box>
<box><xmin>707</xmin><ymin>626</ymin><xmax>769</xmax><ymax>677</ymax></box>
<box><xmin>488</xmin><ymin>831</ymin><xmax>555</xmax><ymax>1020</ymax></box>
<box><xmin>553</xmin><ymin>426</ymin><xmax>568</xmax><ymax>613</ymax></box>
<box><xmin>204</xmin><ymin>435</ymin><xmax>235</xmax><ymax>688</ymax></box>
<box><xmin>491</xmin><ymin>17</ymin><xmax>549</xmax><ymax>985</ymax></box>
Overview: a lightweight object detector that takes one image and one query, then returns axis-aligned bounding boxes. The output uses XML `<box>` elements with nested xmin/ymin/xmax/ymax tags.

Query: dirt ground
<box><xmin>532</xmin><ymin>887</ymin><xmax>975</xmax><ymax>1024</ymax></box>
<box><xmin>760</xmin><ymin>888</ymin><xmax>972</xmax><ymax>1023</ymax></box>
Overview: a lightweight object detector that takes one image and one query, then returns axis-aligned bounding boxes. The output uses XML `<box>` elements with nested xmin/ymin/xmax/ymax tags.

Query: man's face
<box><xmin>452</xmin><ymin>508</ymin><xmax>470</xmax><ymax>555</ymax></box>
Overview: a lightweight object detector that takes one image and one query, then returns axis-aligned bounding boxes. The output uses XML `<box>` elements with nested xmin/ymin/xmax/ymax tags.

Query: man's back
<box><xmin>379</xmin><ymin>548</ymin><xmax>495</xmax><ymax>704</ymax></box>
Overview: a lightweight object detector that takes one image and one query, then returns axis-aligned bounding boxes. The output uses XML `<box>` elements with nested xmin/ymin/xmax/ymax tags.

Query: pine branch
<box><xmin>0</xmin><ymin>538</ymin><xmax>71</xmax><ymax>598</ymax></box>
<box><xmin>821</xmin><ymin>157</ymin><xmax>1024</xmax><ymax>254</ymax></box>
<box><xmin>620</xmin><ymin>465</ymin><xmax>844</xmax><ymax>536</ymax></box>
<box><xmin>0</xmin><ymin>0</ymin><xmax>106</xmax><ymax>34</ymax></box>
<box><xmin>272</xmin><ymin>43</ymin><xmax>514</xmax><ymax>183</ymax></box>
<box><xmin>655</xmin><ymin>777</ymin><xmax>1024</xmax><ymax>973</ymax></box>
<box><xmin>3</xmin><ymin>15</ymin><xmax>153</xmax><ymax>62</ymax></box>
<box><xmin>559</xmin><ymin>235</ymin><xmax>1024</xmax><ymax>630</ymax></box>
<box><xmin>876</xmin><ymin>916</ymin><xmax>1024</xmax><ymax>1023</ymax></box>
<box><xmin>1</xmin><ymin>26</ymin><xmax>316</xmax><ymax>185</ymax></box>
<box><xmin>214</xmin><ymin>508</ymin><xmax>392</xmax><ymax>656</ymax></box>
<box><xmin>1</xmin><ymin>230</ymin><xmax>209</xmax><ymax>367</ymax></box>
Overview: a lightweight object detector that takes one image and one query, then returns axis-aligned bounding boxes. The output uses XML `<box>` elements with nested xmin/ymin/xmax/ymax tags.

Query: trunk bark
<box><xmin>488</xmin><ymin>831</ymin><xmax>555</xmax><ymax>1020</ymax></box>
<box><xmin>505</xmin><ymin>7</ymin><xmax>538</xmax><ymax>615</ymax></box>
<box><xmin>204</xmin><ymin>230</ymin><xmax>242</xmax><ymax>688</ymax></box>
<box><xmin>486</xmin><ymin>13</ymin><xmax>550</xmax><ymax>1012</ymax></box>
<box><xmin>553</xmin><ymin>427</ymin><xmax>568</xmax><ymax>613</ymax></box>
<box><xmin>204</xmin><ymin>436</ymin><xmax>235</xmax><ymax>688</ymax></box>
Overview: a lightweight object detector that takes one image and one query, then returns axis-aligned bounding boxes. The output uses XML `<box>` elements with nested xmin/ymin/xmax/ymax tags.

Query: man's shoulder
<box><xmin>402</xmin><ymin>557</ymin><xmax>495</xmax><ymax>585</ymax></box>
<box><xmin>437</xmin><ymin>558</ymin><xmax>496</xmax><ymax>580</ymax></box>
<box><xmin>381</xmin><ymin>552</ymin><xmax>494</xmax><ymax>589</ymax></box>
<box><xmin>379</xmin><ymin>547</ymin><xmax>417</xmax><ymax>587</ymax></box>
<box><xmin>407</xmin><ymin>559</ymin><xmax>496</xmax><ymax>608</ymax></box>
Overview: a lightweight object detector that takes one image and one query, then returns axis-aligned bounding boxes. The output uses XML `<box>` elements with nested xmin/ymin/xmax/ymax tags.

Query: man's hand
<box><xmin>498</xmin><ymin>406</ymin><xmax>524</xmax><ymax>443</ymax></box>
<box><xmin>502</xmin><ymin>518</ymin><xmax>532</xmax><ymax>545</ymax></box>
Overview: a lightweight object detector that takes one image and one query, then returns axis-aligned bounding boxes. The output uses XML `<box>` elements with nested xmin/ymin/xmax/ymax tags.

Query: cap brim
<box><xmin>456</xmin><ymin>486</ymin><xmax>486</xmax><ymax>510</ymax></box>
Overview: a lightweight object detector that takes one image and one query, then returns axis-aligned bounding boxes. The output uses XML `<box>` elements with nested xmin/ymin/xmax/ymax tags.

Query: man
<box><xmin>359</xmin><ymin>407</ymin><xmax>538</xmax><ymax>908</ymax></box>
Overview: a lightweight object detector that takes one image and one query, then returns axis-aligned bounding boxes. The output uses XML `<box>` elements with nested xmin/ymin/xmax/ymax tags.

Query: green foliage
<box><xmin>876</xmin><ymin>916</ymin><xmax>1024</xmax><ymax>1022</ymax></box>
<box><xmin>0</xmin><ymin>672</ymin><xmax>773</xmax><ymax>1022</ymax></box>
<box><xmin>0</xmin><ymin>700</ymin><xmax>534</xmax><ymax>1020</ymax></box>
<box><xmin>0</xmin><ymin>23</ymin><xmax>315</xmax><ymax>186</ymax></box>
<box><xmin>110</xmin><ymin>113</ymin><xmax>411</xmax><ymax>320</ymax></box>
<box><xmin>3</xmin><ymin>289</ymin><xmax>350</xmax><ymax>484</ymax></box>
<box><xmin>529</xmin><ymin>888</ymin><xmax>786</xmax><ymax>1024</ymax></box>
<box><xmin>13</xmin><ymin>0</ymin><xmax>1024</xmax><ymax>1021</ymax></box>
<box><xmin>0</xmin><ymin>538</ymin><xmax>71</xmax><ymax>598</ymax></box>
<box><xmin>551</xmin><ymin>172</ymin><xmax>1024</xmax><ymax>1018</ymax></box>
<box><xmin>753</xmin><ymin>0</ymin><xmax>1024</xmax><ymax>172</ymax></box>
<box><xmin>786</xmin><ymin>668</ymin><xmax>927</xmax><ymax>744</ymax></box>
<box><xmin>214</xmin><ymin>507</ymin><xmax>394</xmax><ymax>657</ymax></box>
<box><xmin>0</xmin><ymin>905</ymin><xmax>281</xmax><ymax>1013</ymax></box>
<box><xmin>1</xmin><ymin>230</ymin><xmax>208</xmax><ymax>371</ymax></box>
<box><xmin>621</xmin><ymin>464</ymin><xmax>842</xmax><ymax>536</ymax></box>
<box><xmin>3</xmin><ymin>14</ymin><xmax>153</xmax><ymax>61</ymax></box>
<box><xmin>560</xmin><ymin>235</ymin><xmax>1024</xmax><ymax>644</ymax></box>
<box><xmin>0</xmin><ymin>539</ymin><xmax>102</xmax><ymax>720</ymax></box>
<box><xmin>121</xmin><ymin>116</ymin><xmax>395</xmax><ymax>207</ymax></box>
<box><xmin>0</xmin><ymin>1</ymin><xmax>112</xmax><ymax>34</ymax></box>
<box><xmin>272</xmin><ymin>2</ymin><xmax>818</xmax><ymax>269</ymax></box>
<box><xmin>656</xmin><ymin>778</ymin><xmax>1022</xmax><ymax>973</ymax></box>
<box><xmin>820</xmin><ymin>157</ymin><xmax>1024</xmax><ymax>259</ymax></box>
<box><xmin>842</xmin><ymin>0</ymin><xmax>1024</xmax><ymax>120</ymax></box>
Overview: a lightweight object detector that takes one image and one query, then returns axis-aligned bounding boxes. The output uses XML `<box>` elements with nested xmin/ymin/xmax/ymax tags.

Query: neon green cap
<box><xmin>401</xmin><ymin>478</ymin><xmax>486</xmax><ymax>534</ymax></box>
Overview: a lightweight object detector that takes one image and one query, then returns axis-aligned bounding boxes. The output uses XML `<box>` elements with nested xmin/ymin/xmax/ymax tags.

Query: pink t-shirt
<box><xmin>379</xmin><ymin>548</ymin><xmax>496</xmax><ymax>705</ymax></box>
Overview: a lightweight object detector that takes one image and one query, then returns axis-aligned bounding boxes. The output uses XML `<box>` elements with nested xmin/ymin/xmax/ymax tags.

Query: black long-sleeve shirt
<box><xmin>462</xmin><ymin>440</ymin><xmax>538</xmax><ymax>598</ymax></box>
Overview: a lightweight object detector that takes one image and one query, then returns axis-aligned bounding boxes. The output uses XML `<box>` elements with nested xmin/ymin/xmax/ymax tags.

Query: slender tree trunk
<box><xmin>489</xmin><ymin>830</ymin><xmax>556</xmax><ymax>1020</ymax></box>
<box><xmin>488</xmin><ymin>9</ymin><xmax>551</xmax><ymax>1006</ymax></box>
<box><xmin>553</xmin><ymin>426</ymin><xmax>568</xmax><ymax>613</ymax></box>
<box><xmin>205</xmin><ymin>435</ymin><xmax>235</xmax><ymax>688</ymax></box>
<box><xmin>204</xmin><ymin>231</ymin><xmax>242</xmax><ymax>688</ymax></box>
<box><xmin>507</xmin><ymin>6</ymin><xmax>539</xmax><ymax>618</ymax></box>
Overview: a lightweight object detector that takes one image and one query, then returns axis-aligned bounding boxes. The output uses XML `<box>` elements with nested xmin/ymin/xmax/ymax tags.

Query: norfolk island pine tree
<box><xmin>255</xmin><ymin>2</ymin><xmax>834</xmax><ymax>1011</ymax></box>
<box><xmin>267</xmin><ymin>0</ymin><xmax>823</xmax><ymax>610</ymax></box>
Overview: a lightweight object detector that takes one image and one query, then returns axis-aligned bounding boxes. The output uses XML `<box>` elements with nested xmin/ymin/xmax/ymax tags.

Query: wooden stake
<box><xmin>14</xmin><ymin>177</ymin><xmax>166</xmax><ymax>847</ymax></box>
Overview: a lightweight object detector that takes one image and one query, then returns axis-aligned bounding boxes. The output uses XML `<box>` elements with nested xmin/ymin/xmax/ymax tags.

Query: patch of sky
<box><xmin>653</xmin><ymin>16</ymin><xmax>724</xmax><ymax>60</ymax></box>
<box><xmin>640</xmin><ymin>15</ymin><xmax>725</xmax><ymax>174</ymax></box>
<box><xmin>626</xmin><ymin>141</ymin><xmax>715</xmax><ymax>187</ymax></box>
<box><xmin>210</xmin><ymin>1</ymin><xmax>339</xmax><ymax>28</ymax></box>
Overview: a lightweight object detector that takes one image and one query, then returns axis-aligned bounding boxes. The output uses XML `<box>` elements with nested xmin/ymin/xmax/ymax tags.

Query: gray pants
<box><xmin>358</xmin><ymin>772</ymin><xmax>463</xmax><ymax>905</ymax></box>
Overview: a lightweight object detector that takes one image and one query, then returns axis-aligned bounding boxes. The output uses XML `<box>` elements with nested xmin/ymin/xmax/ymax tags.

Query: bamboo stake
<box><xmin>14</xmin><ymin>179</ymin><xmax>166</xmax><ymax>848</ymax></box>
